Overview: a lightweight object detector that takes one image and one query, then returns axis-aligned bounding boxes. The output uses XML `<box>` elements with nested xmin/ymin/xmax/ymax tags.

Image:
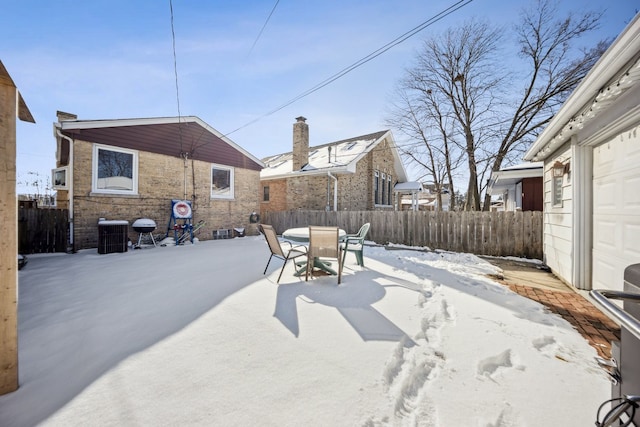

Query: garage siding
<box><xmin>543</xmin><ymin>145</ymin><xmax>573</xmax><ymax>284</ymax></box>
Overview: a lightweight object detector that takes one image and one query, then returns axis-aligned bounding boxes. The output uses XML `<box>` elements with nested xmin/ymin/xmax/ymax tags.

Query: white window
<box><xmin>387</xmin><ymin>175</ymin><xmax>393</xmax><ymax>205</ymax></box>
<box><xmin>92</xmin><ymin>144</ymin><xmax>138</xmax><ymax>195</ymax></box>
<box><xmin>211</xmin><ymin>164</ymin><xmax>234</xmax><ymax>199</ymax></box>
<box><xmin>374</xmin><ymin>171</ymin><xmax>380</xmax><ymax>205</ymax></box>
<box><xmin>552</xmin><ymin>175</ymin><xmax>563</xmax><ymax>207</ymax></box>
<box><xmin>52</xmin><ymin>167</ymin><xmax>69</xmax><ymax>190</ymax></box>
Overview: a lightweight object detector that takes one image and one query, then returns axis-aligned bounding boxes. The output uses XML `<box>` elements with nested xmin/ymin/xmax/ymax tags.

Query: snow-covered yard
<box><xmin>0</xmin><ymin>236</ymin><xmax>610</xmax><ymax>426</ymax></box>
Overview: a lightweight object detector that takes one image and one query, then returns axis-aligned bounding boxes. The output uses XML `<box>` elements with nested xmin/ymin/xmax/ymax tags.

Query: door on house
<box><xmin>521</xmin><ymin>177</ymin><xmax>543</xmax><ymax>211</ymax></box>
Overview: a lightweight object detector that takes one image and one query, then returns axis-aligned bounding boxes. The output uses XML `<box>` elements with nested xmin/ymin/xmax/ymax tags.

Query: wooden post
<box><xmin>0</xmin><ymin>60</ymin><xmax>34</xmax><ymax>395</ymax></box>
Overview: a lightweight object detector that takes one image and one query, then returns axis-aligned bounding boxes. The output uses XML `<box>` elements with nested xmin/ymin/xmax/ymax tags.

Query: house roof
<box><xmin>394</xmin><ymin>181</ymin><xmax>423</xmax><ymax>192</ymax></box>
<box><xmin>0</xmin><ymin>60</ymin><xmax>34</xmax><ymax>123</ymax></box>
<box><xmin>487</xmin><ymin>161</ymin><xmax>543</xmax><ymax>195</ymax></box>
<box><xmin>524</xmin><ymin>13</ymin><xmax>640</xmax><ymax>161</ymax></box>
<box><xmin>260</xmin><ymin>129</ymin><xmax>408</xmax><ymax>181</ymax></box>
<box><xmin>57</xmin><ymin>116</ymin><xmax>264</xmax><ymax>171</ymax></box>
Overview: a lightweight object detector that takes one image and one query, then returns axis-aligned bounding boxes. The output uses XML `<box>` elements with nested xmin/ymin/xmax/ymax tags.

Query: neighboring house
<box><xmin>53</xmin><ymin>112</ymin><xmax>264</xmax><ymax>251</ymax></box>
<box><xmin>487</xmin><ymin>162</ymin><xmax>543</xmax><ymax>212</ymax></box>
<box><xmin>1</xmin><ymin>59</ymin><xmax>34</xmax><ymax>395</ymax></box>
<box><xmin>523</xmin><ymin>13</ymin><xmax>640</xmax><ymax>292</ymax></box>
<box><xmin>397</xmin><ymin>182</ymin><xmax>451</xmax><ymax>211</ymax></box>
<box><xmin>260</xmin><ymin>117</ymin><xmax>408</xmax><ymax>213</ymax></box>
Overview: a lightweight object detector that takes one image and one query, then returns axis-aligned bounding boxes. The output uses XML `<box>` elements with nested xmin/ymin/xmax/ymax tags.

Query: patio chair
<box><xmin>306</xmin><ymin>226</ymin><xmax>343</xmax><ymax>284</ymax></box>
<box><xmin>342</xmin><ymin>222</ymin><xmax>370</xmax><ymax>267</ymax></box>
<box><xmin>260</xmin><ymin>224</ymin><xmax>307</xmax><ymax>283</ymax></box>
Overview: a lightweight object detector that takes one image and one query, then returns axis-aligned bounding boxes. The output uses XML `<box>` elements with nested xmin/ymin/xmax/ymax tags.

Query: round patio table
<box><xmin>282</xmin><ymin>227</ymin><xmax>346</xmax><ymax>243</ymax></box>
<box><xmin>281</xmin><ymin>227</ymin><xmax>346</xmax><ymax>276</ymax></box>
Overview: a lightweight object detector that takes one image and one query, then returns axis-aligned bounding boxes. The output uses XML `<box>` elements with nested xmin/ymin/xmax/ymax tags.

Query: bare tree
<box><xmin>388</xmin><ymin>0</ymin><xmax>606</xmax><ymax>211</ymax></box>
<box><xmin>392</xmin><ymin>20</ymin><xmax>505</xmax><ymax>210</ymax></box>
<box><xmin>387</xmin><ymin>83</ymin><xmax>464</xmax><ymax>210</ymax></box>
<box><xmin>480</xmin><ymin>0</ymin><xmax>606</xmax><ymax>209</ymax></box>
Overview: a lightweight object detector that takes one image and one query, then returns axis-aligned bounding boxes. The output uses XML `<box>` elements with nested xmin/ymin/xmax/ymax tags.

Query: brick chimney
<box><xmin>57</xmin><ymin>111</ymin><xmax>77</xmax><ymax>121</ymax></box>
<box><xmin>292</xmin><ymin>116</ymin><xmax>309</xmax><ymax>171</ymax></box>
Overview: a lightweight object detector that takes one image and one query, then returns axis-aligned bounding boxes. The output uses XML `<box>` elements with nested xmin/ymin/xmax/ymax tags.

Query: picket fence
<box><xmin>262</xmin><ymin>210</ymin><xmax>543</xmax><ymax>259</ymax></box>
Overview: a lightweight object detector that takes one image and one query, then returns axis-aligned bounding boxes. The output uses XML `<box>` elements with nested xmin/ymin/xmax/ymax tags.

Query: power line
<box><xmin>247</xmin><ymin>0</ymin><xmax>280</xmax><ymax>57</ymax></box>
<box><xmin>169</xmin><ymin>0</ymin><xmax>185</xmax><ymax>153</ymax></box>
<box><xmin>224</xmin><ymin>0</ymin><xmax>474</xmax><ymax>137</ymax></box>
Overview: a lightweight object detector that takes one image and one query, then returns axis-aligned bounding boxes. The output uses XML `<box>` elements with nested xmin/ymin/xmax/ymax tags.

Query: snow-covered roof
<box><xmin>261</xmin><ymin>130</ymin><xmax>408</xmax><ymax>182</ymax></box>
<box><xmin>394</xmin><ymin>181</ymin><xmax>423</xmax><ymax>192</ymax></box>
<box><xmin>487</xmin><ymin>162</ymin><xmax>543</xmax><ymax>195</ymax></box>
<box><xmin>500</xmin><ymin>162</ymin><xmax>543</xmax><ymax>171</ymax></box>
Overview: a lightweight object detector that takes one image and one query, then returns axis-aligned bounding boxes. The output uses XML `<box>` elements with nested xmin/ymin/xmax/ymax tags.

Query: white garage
<box><xmin>592</xmin><ymin>128</ymin><xmax>640</xmax><ymax>290</ymax></box>
<box><xmin>524</xmin><ymin>14</ymin><xmax>640</xmax><ymax>292</ymax></box>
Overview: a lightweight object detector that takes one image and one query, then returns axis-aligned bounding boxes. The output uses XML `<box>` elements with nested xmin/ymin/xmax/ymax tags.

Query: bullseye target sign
<box><xmin>172</xmin><ymin>200</ymin><xmax>192</xmax><ymax>219</ymax></box>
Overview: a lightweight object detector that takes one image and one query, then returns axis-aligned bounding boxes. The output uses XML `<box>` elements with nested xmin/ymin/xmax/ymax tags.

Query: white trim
<box><xmin>92</xmin><ymin>144</ymin><xmax>138</xmax><ymax>195</ymax></box>
<box><xmin>571</xmin><ymin>140</ymin><xmax>593</xmax><ymax>290</ymax></box>
<box><xmin>260</xmin><ymin>166</ymin><xmax>353</xmax><ymax>181</ymax></box>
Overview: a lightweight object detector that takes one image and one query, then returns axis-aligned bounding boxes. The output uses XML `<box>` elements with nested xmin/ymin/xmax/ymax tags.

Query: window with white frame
<box><xmin>374</xmin><ymin>171</ymin><xmax>380</xmax><ymax>205</ymax></box>
<box><xmin>552</xmin><ymin>175</ymin><xmax>563</xmax><ymax>207</ymax></box>
<box><xmin>381</xmin><ymin>173</ymin><xmax>386</xmax><ymax>205</ymax></box>
<box><xmin>387</xmin><ymin>175</ymin><xmax>393</xmax><ymax>205</ymax></box>
<box><xmin>92</xmin><ymin>144</ymin><xmax>138</xmax><ymax>194</ymax></box>
<box><xmin>211</xmin><ymin>164</ymin><xmax>234</xmax><ymax>199</ymax></box>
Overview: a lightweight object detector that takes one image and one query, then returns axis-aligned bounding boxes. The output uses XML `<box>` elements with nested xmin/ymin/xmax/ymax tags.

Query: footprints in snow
<box><xmin>383</xmin><ymin>286</ymin><xmax>454</xmax><ymax>420</ymax></box>
<box><xmin>477</xmin><ymin>349</ymin><xmax>524</xmax><ymax>379</ymax></box>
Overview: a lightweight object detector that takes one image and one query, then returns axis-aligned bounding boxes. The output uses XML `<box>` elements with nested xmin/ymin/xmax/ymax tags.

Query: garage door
<box><xmin>592</xmin><ymin>126</ymin><xmax>640</xmax><ymax>291</ymax></box>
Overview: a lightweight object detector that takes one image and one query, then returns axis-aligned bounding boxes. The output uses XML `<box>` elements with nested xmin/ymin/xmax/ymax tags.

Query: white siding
<box><xmin>543</xmin><ymin>146</ymin><xmax>573</xmax><ymax>284</ymax></box>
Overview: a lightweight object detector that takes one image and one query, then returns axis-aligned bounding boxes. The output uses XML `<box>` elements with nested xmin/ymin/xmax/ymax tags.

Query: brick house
<box><xmin>53</xmin><ymin>112</ymin><xmax>264</xmax><ymax>251</ymax></box>
<box><xmin>260</xmin><ymin>117</ymin><xmax>408</xmax><ymax>214</ymax></box>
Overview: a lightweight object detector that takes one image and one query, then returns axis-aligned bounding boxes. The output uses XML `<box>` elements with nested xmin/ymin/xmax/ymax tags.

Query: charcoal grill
<box><xmin>132</xmin><ymin>218</ymin><xmax>157</xmax><ymax>248</ymax></box>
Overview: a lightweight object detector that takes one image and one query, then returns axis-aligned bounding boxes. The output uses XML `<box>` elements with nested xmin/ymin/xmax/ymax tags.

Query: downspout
<box><xmin>327</xmin><ymin>171</ymin><xmax>337</xmax><ymax>211</ymax></box>
<box><xmin>56</xmin><ymin>129</ymin><xmax>74</xmax><ymax>251</ymax></box>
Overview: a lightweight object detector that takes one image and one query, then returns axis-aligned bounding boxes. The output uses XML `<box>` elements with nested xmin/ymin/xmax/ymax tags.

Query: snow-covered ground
<box><xmin>0</xmin><ymin>236</ymin><xmax>610</xmax><ymax>426</ymax></box>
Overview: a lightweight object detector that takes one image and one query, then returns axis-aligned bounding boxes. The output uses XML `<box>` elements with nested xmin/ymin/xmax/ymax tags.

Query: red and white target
<box><xmin>172</xmin><ymin>200</ymin><xmax>192</xmax><ymax>219</ymax></box>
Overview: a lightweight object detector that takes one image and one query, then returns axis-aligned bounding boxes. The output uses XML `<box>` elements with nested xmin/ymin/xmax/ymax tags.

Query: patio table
<box><xmin>282</xmin><ymin>227</ymin><xmax>346</xmax><ymax>276</ymax></box>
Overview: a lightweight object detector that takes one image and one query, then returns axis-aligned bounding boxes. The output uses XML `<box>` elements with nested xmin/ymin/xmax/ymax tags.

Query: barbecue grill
<box><xmin>132</xmin><ymin>218</ymin><xmax>157</xmax><ymax>248</ymax></box>
<box><xmin>591</xmin><ymin>264</ymin><xmax>640</xmax><ymax>425</ymax></box>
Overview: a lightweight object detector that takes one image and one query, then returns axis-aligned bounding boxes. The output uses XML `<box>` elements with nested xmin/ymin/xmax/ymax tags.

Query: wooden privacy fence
<box><xmin>18</xmin><ymin>208</ymin><xmax>69</xmax><ymax>254</ymax></box>
<box><xmin>262</xmin><ymin>210</ymin><xmax>543</xmax><ymax>259</ymax></box>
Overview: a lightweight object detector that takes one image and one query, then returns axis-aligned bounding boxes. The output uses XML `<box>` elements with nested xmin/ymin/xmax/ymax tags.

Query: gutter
<box><xmin>261</xmin><ymin>166</ymin><xmax>353</xmax><ymax>181</ymax></box>
<box><xmin>524</xmin><ymin>13</ymin><xmax>640</xmax><ymax>161</ymax></box>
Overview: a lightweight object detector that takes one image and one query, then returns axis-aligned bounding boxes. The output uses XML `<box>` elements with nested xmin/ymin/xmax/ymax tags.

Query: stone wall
<box><xmin>69</xmin><ymin>139</ymin><xmax>261</xmax><ymax>250</ymax></box>
<box><xmin>260</xmin><ymin>178</ymin><xmax>287</xmax><ymax>213</ymax></box>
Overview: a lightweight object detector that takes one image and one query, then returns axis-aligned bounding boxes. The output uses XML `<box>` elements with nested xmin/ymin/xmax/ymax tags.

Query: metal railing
<box><xmin>590</xmin><ymin>289</ymin><xmax>640</xmax><ymax>341</ymax></box>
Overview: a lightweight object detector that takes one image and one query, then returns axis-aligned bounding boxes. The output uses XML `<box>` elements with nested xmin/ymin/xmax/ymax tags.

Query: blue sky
<box><xmin>2</xmin><ymin>0</ymin><xmax>637</xmax><ymax>195</ymax></box>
